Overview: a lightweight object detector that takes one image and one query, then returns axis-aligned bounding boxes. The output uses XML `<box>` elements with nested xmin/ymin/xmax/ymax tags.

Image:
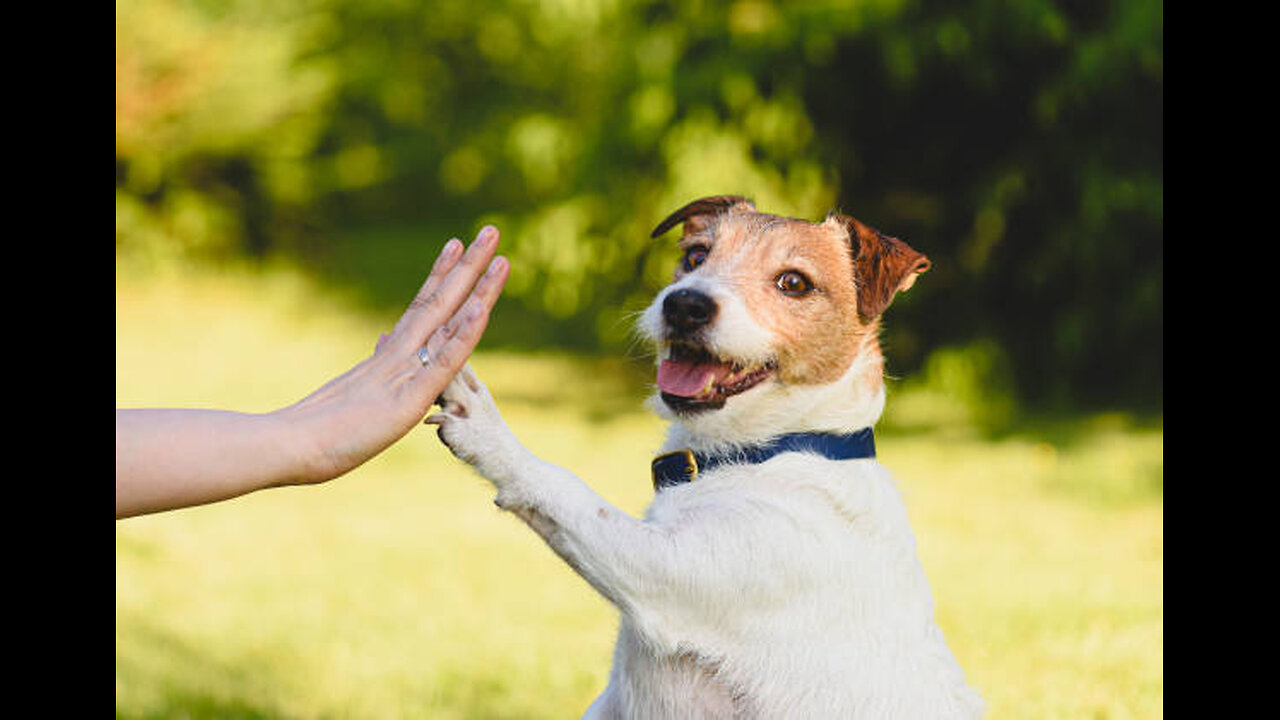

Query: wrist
<box><xmin>264</xmin><ymin>405</ymin><xmax>332</xmax><ymax>487</ymax></box>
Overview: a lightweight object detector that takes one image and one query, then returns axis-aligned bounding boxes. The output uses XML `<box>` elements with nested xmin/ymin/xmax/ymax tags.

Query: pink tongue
<box><xmin>658</xmin><ymin>358</ymin><xmax>733</xmax><ymax>398</ymax></box>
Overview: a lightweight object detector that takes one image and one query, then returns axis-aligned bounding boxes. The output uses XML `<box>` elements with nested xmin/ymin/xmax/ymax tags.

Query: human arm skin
<box><xmin>115</xmin><ymin>226</ymin><xmax>510</xmax><ymax>519</ymax></box>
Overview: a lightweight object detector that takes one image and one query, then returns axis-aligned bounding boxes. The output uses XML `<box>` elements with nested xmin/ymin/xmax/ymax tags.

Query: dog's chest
<box><xmin>597</xmin><ymin>619</ymin><xmax>745</xmax><ymax>719</ymax></box>
<box><xmin>598</xmin><ymin>455</ymin><xmax>959</xmax><ymax>716</ymax></box>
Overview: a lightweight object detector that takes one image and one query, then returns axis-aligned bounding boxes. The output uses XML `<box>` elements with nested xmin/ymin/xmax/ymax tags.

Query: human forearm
<box><xmin>115</xmin><ymin>408</ymin><xmax>312</xmax><ymax>519</ymax></box>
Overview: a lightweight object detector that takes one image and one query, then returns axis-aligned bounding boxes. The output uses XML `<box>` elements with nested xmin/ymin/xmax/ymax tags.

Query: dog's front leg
<box><xmin>429</xmin><ymin>366</ymin><xmax>789</xmax><ymax>648</ymax></box>
<box><xmin>428</xmin><ymin>365</ymin><xmax>670</xmax><ymax>608</ymax></box>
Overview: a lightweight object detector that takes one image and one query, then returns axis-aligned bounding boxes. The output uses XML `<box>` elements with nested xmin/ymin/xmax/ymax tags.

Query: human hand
<box><xmin>275</xmin><ymin>226</ymin><xmax>510</xmax><ymax>484</ymax></box>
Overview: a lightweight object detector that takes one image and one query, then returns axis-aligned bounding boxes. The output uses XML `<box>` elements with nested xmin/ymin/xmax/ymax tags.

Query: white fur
<box><xmin>432</xmin><ymin>258</ymin><xmax>983</xmax><ymax>719</ymax></box>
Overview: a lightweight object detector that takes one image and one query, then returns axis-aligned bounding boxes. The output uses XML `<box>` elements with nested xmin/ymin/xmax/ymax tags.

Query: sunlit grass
<box><xmin>116</xmin><ymin>262</ymin><xmax>1162</xmax><ymax>719</ymax></box>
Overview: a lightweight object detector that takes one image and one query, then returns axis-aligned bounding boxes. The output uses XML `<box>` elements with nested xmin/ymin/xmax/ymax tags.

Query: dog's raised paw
<box><xmin>425</xmin><ymin>364</ymin><xmax>518</xmax><ymax>479</ymax></box>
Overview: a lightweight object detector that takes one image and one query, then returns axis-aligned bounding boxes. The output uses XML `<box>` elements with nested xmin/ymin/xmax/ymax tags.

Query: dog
<box><xmin>428</xmin><ymin>196</ymin><xmax>983</xmax><ymax>718</ymax></box>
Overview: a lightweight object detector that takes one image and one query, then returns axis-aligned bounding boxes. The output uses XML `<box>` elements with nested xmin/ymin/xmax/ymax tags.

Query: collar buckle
<box><xmin>652</xmin><ymin>449</ymin><xmax>699</xmax><ymax>490</ymax></box>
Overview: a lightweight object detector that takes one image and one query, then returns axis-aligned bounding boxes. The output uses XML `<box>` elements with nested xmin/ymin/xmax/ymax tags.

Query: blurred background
<box><xmin>116</xmin><ymin>0</ymin><xmax>1162</xmax><ymax>717</ymax></box>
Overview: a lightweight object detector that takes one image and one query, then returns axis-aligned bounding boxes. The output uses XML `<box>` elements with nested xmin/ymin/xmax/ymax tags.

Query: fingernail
<box><xmin>436</xmin><ymin>239</ymin><xmax>461</xmax><ymax>264</ymax></box>
<box><xmin>476</xmin><ymin>225</ymin><xmax>498</xmax><ymax>246</ymax></box>
<box><xmin>486</xmin><ymin>256</ymin><xmax>508</xmax><ymax>275</ymax></box>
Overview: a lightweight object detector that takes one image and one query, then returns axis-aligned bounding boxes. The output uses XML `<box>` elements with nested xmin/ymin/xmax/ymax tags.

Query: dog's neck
<box><xmin>653</xmin><ymin>334</ymin><xmax>886</xmax><ymax>455</ymax></box>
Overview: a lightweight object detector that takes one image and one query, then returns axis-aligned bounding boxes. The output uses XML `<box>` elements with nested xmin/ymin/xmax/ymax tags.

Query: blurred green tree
<box><xmin>116</xmin><ymin>0</ymin><xmax>1162</xmax><ymax>413</ymax></box>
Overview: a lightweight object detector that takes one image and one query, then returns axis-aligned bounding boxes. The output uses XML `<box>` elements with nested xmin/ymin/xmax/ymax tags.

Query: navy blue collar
<box><xmin>651</xmin><ymin>429</ymin><xmax>876</xmax><ymax>491</ymax></box>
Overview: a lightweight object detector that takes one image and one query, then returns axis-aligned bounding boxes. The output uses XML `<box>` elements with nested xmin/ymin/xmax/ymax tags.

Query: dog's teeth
<box><xmin>701</xmin><ymin>374</ymin><xmax>717</xmax><ymax>395</ymax></box>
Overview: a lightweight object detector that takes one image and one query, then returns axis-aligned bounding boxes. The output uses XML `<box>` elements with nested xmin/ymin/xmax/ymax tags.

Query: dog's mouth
<box><xmin>657</xmin><ymin>342</ymin><xmax>776</xmax><ymax>414</ymax></box>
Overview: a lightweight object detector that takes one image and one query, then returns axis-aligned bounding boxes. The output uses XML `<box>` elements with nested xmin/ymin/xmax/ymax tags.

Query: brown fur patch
<box><xmin>836</xmin><ymin>215</ymin><xmax>931</xmax><ymax>323</ymax></box>
<box><xmin>651</xmin><ymin>195</ymin><xmax>755</xmax><ymax>239</ymax></box>
<box><xmin>692</xmin><ymin>213</ymin><xmax>872</xmax><ymax>385</ymax></box>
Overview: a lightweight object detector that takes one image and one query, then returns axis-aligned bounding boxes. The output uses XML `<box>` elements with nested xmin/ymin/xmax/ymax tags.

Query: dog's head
<box><xmin>638</xmin><ymin>196</ymin><xmax>929</xmax><ymax>445</ymax></box>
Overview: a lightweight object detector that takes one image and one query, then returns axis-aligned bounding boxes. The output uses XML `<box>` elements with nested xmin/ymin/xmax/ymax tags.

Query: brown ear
<box><xmin>837</xmin><ymin>215</ymin><xmax>931</xmax><ymax>322</ymax></box>
<box><xmin>651</xmin><ymin>195</ymin><xmax>755</xmax><ymax>238</ymax></box>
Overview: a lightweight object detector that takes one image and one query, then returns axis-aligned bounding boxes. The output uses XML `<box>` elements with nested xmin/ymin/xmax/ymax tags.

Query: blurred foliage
<box><xmin>884</xmin><ymin>339</ymin><xmax>1017</xmax><ymax>433</ymax></box>
<box><xmin>116</xmin><ymin>0</ymin><xmax>1162</xmax><ymax>413</ymax></box>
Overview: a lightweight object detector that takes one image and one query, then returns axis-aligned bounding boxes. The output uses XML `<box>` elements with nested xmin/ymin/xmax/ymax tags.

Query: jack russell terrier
<box><xmin>428</xmin><ymin>196</ymin><xmax>983</xmax><ymax>718</ymax></box>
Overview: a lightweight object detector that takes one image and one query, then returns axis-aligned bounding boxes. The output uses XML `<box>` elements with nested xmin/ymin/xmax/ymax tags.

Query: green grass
<box><xmin>116</xmin><ymin>262</ymin><xmax>1162</xmax><ymax>719</ymax></box>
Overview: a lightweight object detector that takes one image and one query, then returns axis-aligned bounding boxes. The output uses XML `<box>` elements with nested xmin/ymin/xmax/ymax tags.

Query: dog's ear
<box><xmin>836</xmin><ymin>214</ymin><xmax>931</xmax><ymax>322</ymax></box>
<box><xmin>651</xmin><ymin>195</ymin><xmax>755</xmax><ymax>238</ymax></box>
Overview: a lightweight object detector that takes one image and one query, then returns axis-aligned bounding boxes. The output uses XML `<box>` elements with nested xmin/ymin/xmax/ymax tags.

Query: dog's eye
<box><xmin>776</xmin><ymin>271</ymin><xmax>814</xmax><ymax>297</ymax></box>
<box><xmin>682</xmin><ymin>246</ymin><xmax>709</xmax><ymax>272</ymax></box>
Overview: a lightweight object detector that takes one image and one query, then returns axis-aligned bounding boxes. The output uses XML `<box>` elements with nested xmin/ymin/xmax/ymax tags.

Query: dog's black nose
<box><xmin>663</xmin><ymin>288</ymin><xmax>717</xmax><ymax>333</ymax></box>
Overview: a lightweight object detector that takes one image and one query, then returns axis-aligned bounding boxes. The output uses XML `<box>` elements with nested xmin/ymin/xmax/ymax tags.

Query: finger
<box><xmin>414</xmin><ymin>256</ymin><xmax>508</xmax><ymax>391</ymax></box>
<box><xmin>386</xmin><ymin>237</ymin><xmax>464</xmax><ymax>342</ymax></box>
<box><xmin>375</xmin><ymin>332</ymin><xmax>391</xmax><ymax>353</ymax></box>
<box><xmin>426</xmin><ymin>256</ymin><xmax>509</xmax><ymax>361</ymax></box>
<box><xmin>415</xmin><ymin>255</ymin><xmax>505</xmax><ymax>370</ymax></box>
<box><xmin>389</xmin><ymin>227</ymin><xmax>500</xmax><ymax>354</ymax></box>
<box><xmin>417</xmin><ymin>238</ymin><xmax>464</xmax><ymax>301</ymax></box>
